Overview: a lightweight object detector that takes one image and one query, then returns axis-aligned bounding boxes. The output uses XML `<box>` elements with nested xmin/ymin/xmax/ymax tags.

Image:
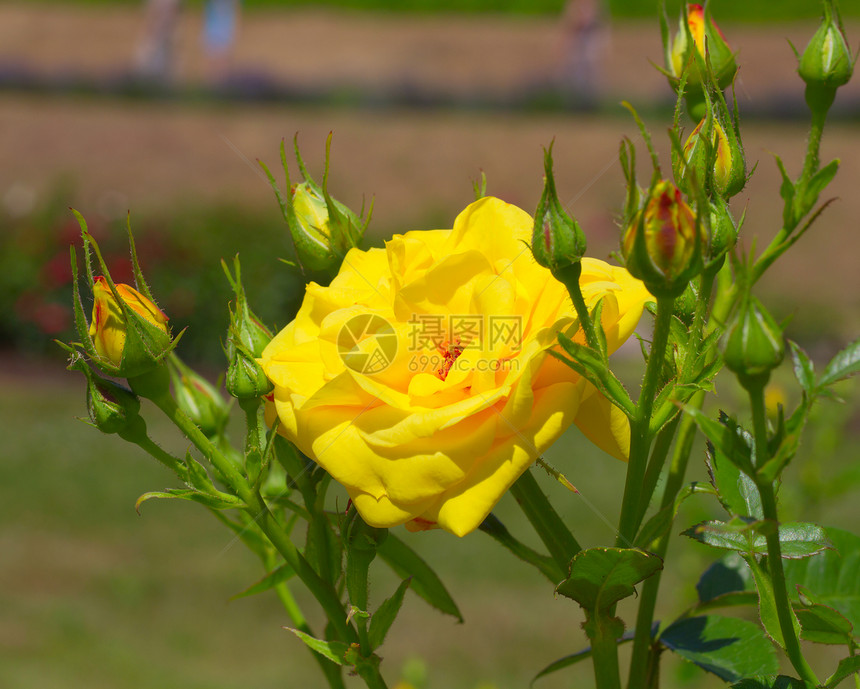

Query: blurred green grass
<box><xmin>13</xmin><ymin>0</ymin><xmax>851</xmax><ymax>21</ymax></box>
<box><xmin>3</xmin><ymin>364</ymin><xmax>859</xmax><ymax>688</ymax></box>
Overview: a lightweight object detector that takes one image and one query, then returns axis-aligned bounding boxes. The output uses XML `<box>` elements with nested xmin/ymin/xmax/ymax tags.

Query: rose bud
<box><xmin>622</xmin><ymin>180</ymin><xmax>705</xmax><ymax>298</ymax></box>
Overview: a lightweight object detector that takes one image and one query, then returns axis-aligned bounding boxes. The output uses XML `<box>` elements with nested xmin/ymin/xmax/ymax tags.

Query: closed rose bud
<box><xmin>86</xmin><ymin>371</ymin><xmax>141</xmax><ymax>435</ymax></box>
<box><xmin>290</xmin><ymin>181</ymin><xmax>338</xmax><ymax>273</ymax></box>
<box><xmin>670</xmin><ymin>4</ymin><xmax>736</xmax><ymax>90</ymax></box>
<box><xmin>723</xmin><ymin>295</ymin><xmax>785</xmax><ymax>389</ymax></box>
<box><xmin>708</xmin><ymin>197</ymin><xmax>738</xmax><ymax>263</ymax></box>
<box><xmin>276</xmin><ymin>134</ymin><xmax>369</xmax><ymax>278</ymax></box>
<box><xmin>169</xmin><ymin>359</ymin><xmax>231</xmax><ymax>438</ymax></box>
<box><xmin>622</xmin><ymin>180</ymin><xmax>704</xmax><ymax>298</ymax></box>
<box><xmin>88</xmin><ymin>276</ymin><xmax>171</xmax><ymax>376</ymax></box>
<box><xmin>682</xmin><ymin>118</ymin><xmax>732</xmax><ymax>194</ymax></box>
<box><xmin>798</xmin><ymin>0</ymin><xmax>854</xmax><ymax>115</ymax></box>
<box><xmin>226</xmin><ymin>345</ymin><xmax>273</xmax><ymax>399</ymax></box>
<box><xmin>531</xmin><ymin>143</ymin><xmax>587</xmax><ymax>274</ymax></box>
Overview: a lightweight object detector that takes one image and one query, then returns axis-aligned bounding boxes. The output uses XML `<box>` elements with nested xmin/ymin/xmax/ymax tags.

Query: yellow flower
<box><xmin>89</xmin><ymin>276</ymin><xmax>169</xmax><ymax>367</ymax></box>
<box><xmin>261</xmin><ymin>198</ymin><xmax>650</xmax><ymax>536</ymax></box>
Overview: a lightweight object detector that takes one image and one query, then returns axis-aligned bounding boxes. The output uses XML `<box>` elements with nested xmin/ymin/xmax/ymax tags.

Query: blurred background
<box><xmin>2</xmin><ymin>1</ymin><xmax>860</xmax><ymax>688</ymax></box>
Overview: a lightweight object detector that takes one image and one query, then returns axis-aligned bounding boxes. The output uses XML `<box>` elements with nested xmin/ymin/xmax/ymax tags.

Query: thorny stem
<box><xmin>749</xmin><ymin>383</ymin><xmax>819</xmax><ymax>686</ymax></box>
<box><xmin>616</xmin><ymin>296</ymin><xmax>674</xmax><ymax>547</ymax></box>
<box><xmin>135</xmin><ymin>383</ymin><xmax>357</xmax><ymax>647</ymax></box>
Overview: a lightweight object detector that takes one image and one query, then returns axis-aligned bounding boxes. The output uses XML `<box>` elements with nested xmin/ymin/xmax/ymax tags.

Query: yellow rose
<box><xmin>261</xmin><ymin>197</ymin><xmax>650</xmax><ymax>536</ymax></box>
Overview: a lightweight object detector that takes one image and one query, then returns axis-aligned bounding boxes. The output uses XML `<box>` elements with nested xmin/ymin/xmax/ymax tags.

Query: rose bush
<box><xmin>261</xmin><ymin>197</ymin><xmax>650</xmax><ymax>536</ymax></box>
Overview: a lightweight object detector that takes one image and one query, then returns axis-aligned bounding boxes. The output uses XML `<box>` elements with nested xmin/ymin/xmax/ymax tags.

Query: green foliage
<box><xmin>660</xmin><ymin>615</ymin><xmax>780</xmax><ymax>682</ymax></box>
<box><xmin>784</xmin><ymin>527</ymin><xmax>860</xmax><ymax>634</ymax></box>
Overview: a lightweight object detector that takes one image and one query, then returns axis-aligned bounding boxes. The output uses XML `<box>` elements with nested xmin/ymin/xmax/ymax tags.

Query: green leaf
<box><xmin>785</xmin><ymin>527</ymin><xmax>860</xmax><ymax>633</ymax></box>
<box><xmin>306</xmin><ymin>511</ymin><xmax>342</xmax><ymax>585</ymax></box>
<box><xmin>682</xmin><ymin>406</ymin><xmax>754</xmax><ymax>475</ymax></box>
<box><xmin>231</xmin><ymin>562</ymin><xmax>296</xmax><ymax>600</ymax></box>
<box><xmin>554</xmin><ymin>335</ymin><xmax>635</xmax><ymax>418</ymax></box>
<box><xmin>479</xmin><ymin>513</ymin><xmax>564</xmax><ymax>583</ymax></box>
<box><xmin>706</xmin><ymin>441</ymin><xmax>762</xmax><ymax>519</ymax></box>
<box><xmin>368</xmin><ymin>578</ymin><xmax>411</xmax><ymax>650</ymax></box>
<box><xmin>685</xmin><ymin>520</ymin><xmax>830</xmax><ymax>559</ymax></box>
<box><xmin>789</xmin><ymin>341</ymin><xmax>815</xmax><ymax>394</ymax></box>
<box><xmin>819</xmin><ymin>338</ymin><xmax>860</xmax><ymax>388</ymax></box>
<box><xmin>636</xmin><ymin>482</ymin><xmax>712</xmax><ymax>552</ymax></box>
<box><xmin>696</xmin><ymin>554</ymin><xmax>755</xmax><ymax>604</ymax></box>
<box><xmin>774</xmin><ymin>154</ymin><xmax>796</xmax><ymax>229</ymax></box>
<box><xmin>683</xmin><ymin>518</ymin><xmax>762</xmax><ymax>553</ymax></box>
<box><xmin>794</xmin><ymin>602</ymin><xmax>853</xmax><ymax>645</ymax></box>
<box><xmin>825</xmin><ymin>655</ymin><xmax>860</xmax><ymax>688</ymax></box>
<box><xmin>182</xmin><ymin>451</ymin><xmax>217</xmax><ymax>493</ymax></box>
<box><xmin>556</xmin><ymin>547</ymin><xmax>663</xmax><ymax>611</ymax></box>
<box><xmin>377</xmin><ymin>533</ymin><xmax>462</xmax><ymax>622</ymax></box>
<box><xmin>802</xmin><ymin>158</ymin><xmax>840</xmax><ymax>214</ymax></box>
<box><xmin>660</xmin><ymin>615</ymin><xmax>780</xmax><ymax>682</ymax></box>
<box><xmin>135</xmin><ymin>488</ymin><xmax>244</xmax><ymax>513</ymax></box>
<box><xmin>730</xmin><ymin>676</ymin><xmax>814</xmax><ymax>689</ymax></box>
<box><xmin>285</xmin><ymin>628</ymin><xmax>351</xmax><ymax>666</ymax></box>
<box><xmin>530</xmin><ymin>633</ymin><xmax>636</xmax><ymax>686</ymax></box>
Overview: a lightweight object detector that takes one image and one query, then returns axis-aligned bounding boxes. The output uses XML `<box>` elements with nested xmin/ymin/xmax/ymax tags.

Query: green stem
<box><xmin>748</xmin><ymin>384</ymin><xmax>818</xmax><ymax>686</ymax></box>
<box><xmin>635</xmin><ymin>416</ymin><xmax>680</xmax><ymax>531</ymax></box>
<box><xmin>589</xmin><ymin>620</ymin><xmax>623</xmax><ymax>689</ymax></box>
<box><xmin>557</xmin><ymin>262</ymin><xmax>604</xmax><ymax>355</ymax></box>
<box><xmin>799</xmin><ymin>106</ymin><xmax>827</xmax><ymax>192</ymax></box>
<box><xmin>119</xmin><ymin>418</ymin><xmax>185</xmax><ymax>475</ymax></box>
<box><xmin>627</xmin><ymin>391</ymin><xmax>702</xmax><ymax>689</ymax></box>
<box><xmin>754</xmin><ymin>106</ymin><xmax>828</xmax><ymax>283</ymax></box>
<box><xmin>144</xmin><ymin>390</ymin><xmax>356</xmax><ymax>646</ymax></box>
<box><xmin>616</xmin><ymin>296</ymin><xmax>674</xmax><ymax>547</ymax></box>
<box><xmin>510</xmin><ymin>468</ymin><xmax>581</xmax><ymax>574</ymax></box>
<box><xmin>356</xmin><ymin>664</ymin><xmax>389</xmax><ymax>689</ymax></box>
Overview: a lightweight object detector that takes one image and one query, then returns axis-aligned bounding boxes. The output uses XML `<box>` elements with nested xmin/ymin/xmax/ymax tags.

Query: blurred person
<box><xmin>202</xmin><ymin>0</ymin><xmax>240</xmax><ymax>81</ymax></box>
<box><xmin>559</xmin><ymin>0</ymin><xmax>608</xmax><ymax>99</ymax></box>
<box><xmin>136</xmin><ymin>0</ymin><xmax>181</xmax><ymax>82</ymax></box>
<box><xmin>136</xmin><ymin>0</ymin><xmax>241</xmax><ymax>83</ymax></box>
